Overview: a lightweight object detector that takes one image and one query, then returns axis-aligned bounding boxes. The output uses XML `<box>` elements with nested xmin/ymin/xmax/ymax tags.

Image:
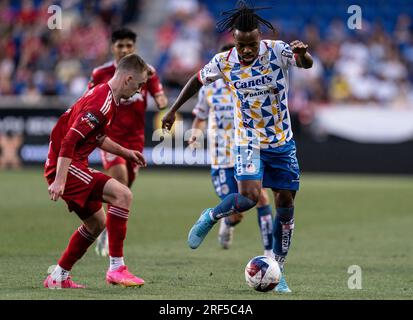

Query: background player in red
<box><xmin>88</xmin><ymin>28</ymin><xmax>168</xmax><ymax>256</ymax></box>
<box><xmin>44</xmin><ymin>54</ymin><xmax>148</xmax><ymax>289</ymax></box>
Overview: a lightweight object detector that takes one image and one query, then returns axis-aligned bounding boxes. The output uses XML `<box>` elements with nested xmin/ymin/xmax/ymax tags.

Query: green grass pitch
<box><xmin>0</xmin><ymin>168</ymin><xmax>412</xmax><ymax>300</ymax></box>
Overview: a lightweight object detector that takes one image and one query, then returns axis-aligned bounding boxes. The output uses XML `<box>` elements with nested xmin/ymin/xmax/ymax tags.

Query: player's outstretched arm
<box><xmin>162</xmin><ymin>74</ymin><xmax>203</xmax><ymax>131</ymax></box>
<box><xmin>290</xmin><ymin>40</ymin><xmax>313</xmax><ymax>69</ymax></box>
<box><xmin>100</xmin><ymin>136</ymin><xmax>147</xmax><ymax>167</ymax></box>
<box><xmin>188</xmin><ymin>117</ymin><xmax>207</xmax><ymax>149</ymax></box>
<box><xmin>147</xmin><ymin>67</ymin><xmax>169</xmax><ymax>110</ymax></box>
<box><xmin>48</xmin><ymin>156</ymin><xmax>71</xmax><ymax>201</ymax></box>
<box><xmin>154</xmin><ymin>93</ymin><xmax>168</xmax><ymax>110</ymax></box>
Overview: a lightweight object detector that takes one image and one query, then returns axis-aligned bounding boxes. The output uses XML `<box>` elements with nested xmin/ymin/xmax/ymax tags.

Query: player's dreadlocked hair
<box><xmin>216</xmin><ymin>0</ymin><xmax>274</xmax><ymax>33</ymax></box>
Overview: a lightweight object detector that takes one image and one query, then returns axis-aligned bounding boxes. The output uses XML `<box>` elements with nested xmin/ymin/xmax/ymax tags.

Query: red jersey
<box><xmin>44</xmin><ymin>83</ymin><xmax>117</xmax><ymax>178</ymax></box>
<box><xmin>88</xmin><ymin>60</ymin><xmax>164</xmax><ymax>149</ymax></box>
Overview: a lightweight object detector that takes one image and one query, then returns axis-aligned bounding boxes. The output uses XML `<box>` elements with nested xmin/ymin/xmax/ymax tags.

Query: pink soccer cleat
<box><xmin>43</xmin><ymin>275</ymin><xmax>86</xmax><ymax>289</ymax></box>
<box><xmin>106</xmin><ymin>265</ymin><xmax>145</xmax><ymax>287</ymax></box>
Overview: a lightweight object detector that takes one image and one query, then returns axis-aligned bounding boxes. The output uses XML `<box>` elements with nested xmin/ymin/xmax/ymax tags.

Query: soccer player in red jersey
<box><xmin>44</xmin><ymin>54</ymin><xmax>149</xmax><ymax>289</ymax></box>
<box><xmin>88</xmin><ymin>28</ymin><xmax>168</xmax><ymax>256</ymax></box>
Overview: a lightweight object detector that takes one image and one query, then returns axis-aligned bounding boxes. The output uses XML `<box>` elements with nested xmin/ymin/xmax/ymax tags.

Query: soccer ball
<box><xmin>244</xmin><ymin>256</ymin><xmax>281</xmax><ymax>292</ymax></box>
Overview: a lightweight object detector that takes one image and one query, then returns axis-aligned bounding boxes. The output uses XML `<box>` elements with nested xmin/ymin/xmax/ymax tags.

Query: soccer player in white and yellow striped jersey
<box><xmin>190</xmin><ymin>44</ymin><xmax>274</xmax><ymax>256</ymax></box>
<box><xmin>162</xmin><ymin>1</ymin><xmax>313</xmax><ymax>293</ymax></box>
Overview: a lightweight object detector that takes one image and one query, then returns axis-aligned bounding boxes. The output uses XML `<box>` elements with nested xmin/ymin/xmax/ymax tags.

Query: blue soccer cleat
<box><xmin>188</xmin><ymin>208</ymin><xmax>216</xmax><ymax>249</ymax></box>
<box><xmin>275</xmin><ymin>273</ymin><xmax>292</xmax><ymax>293</ymax></box>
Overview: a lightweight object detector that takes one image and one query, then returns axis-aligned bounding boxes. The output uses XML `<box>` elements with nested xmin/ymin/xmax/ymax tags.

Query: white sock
<box><xmin>274</xmin><ymin>255</ymin><xmax>286</xmax><ymax>272</ymax></box>
<box><xmin>50</xmin><ymin>265</ymin><xmax>70</xmax><ymax>281</ymax></box>
<box><xmin>109</xmin><ymin>256</ymin><xmax>125</xmax><ymax>271</ymax></box>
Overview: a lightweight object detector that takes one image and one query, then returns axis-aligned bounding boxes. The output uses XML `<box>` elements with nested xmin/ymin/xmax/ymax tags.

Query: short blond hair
<box><xmin>116</xmin><ymin>53</ymin><xmax>148</xmax><ymax>74</ymax></box>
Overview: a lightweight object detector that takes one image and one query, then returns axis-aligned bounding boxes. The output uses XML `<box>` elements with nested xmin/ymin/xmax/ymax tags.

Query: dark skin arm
<box><xmin>290</xmin><ymin>40</ymin><xmax>313</xmax><ymax>69</ymax></box>
<box><xmin>162</xmin><ymin>74</ymin><xmax>203</xmax><ymax>131</ymax></box>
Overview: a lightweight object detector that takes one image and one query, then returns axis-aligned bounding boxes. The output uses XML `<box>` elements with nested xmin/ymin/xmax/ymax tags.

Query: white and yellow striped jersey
<box><xmin>193</xmin><ymin>79</ymin><xmax>235</xmax><ymax>169</ymax></box>
<box><xmin>198</xmin><ymin>40</ymin><xmax>298</xmax><ymax>149</ymax></box>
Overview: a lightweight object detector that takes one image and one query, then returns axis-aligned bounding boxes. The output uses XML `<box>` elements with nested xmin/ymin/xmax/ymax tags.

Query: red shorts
<box><xmin>46</xmin><ymin>163</ymin><xmax>111</xmax><ymax>220</ymax></box>
<box><xmin>100</xmin><ymin>150</ymin><xmax>139</xmax><ymax>187</ymax></box>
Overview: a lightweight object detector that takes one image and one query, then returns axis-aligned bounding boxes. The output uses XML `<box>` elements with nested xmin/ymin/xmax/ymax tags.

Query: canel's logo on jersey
<box><xmin>234</xmin><ymin>75</ymin><xmax>273</xmax><ymax>89</ymax></box>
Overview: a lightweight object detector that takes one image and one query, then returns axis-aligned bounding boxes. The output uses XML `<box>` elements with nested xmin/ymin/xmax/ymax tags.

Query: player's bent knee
<box><xmin>108</xmin><ymin>165</ymin><xmax>128</xmax><ymax>186</ymax></box>
<box><xmin>240</xmin><ymin>189</ymin><xmax>260</xmax><ymax>204</ymax></box>
<box><xmin>113</xmin><ymin>174</ymin><xmax>128</xmax><ymax>187</ymax></box>
<box><xmin>83</xmin><ymin>212</ymin><xmax>106</xmax><ymax>237</ymax></box>
<box><xmin>124</xmin><ymin>188</ymin><xmax>133</xmax><ymax>206</ymax></box>
<box><xmin>276</xmin><ymin>198</ymin><xmax>294</xmax><ymax>208</ymax></box>
<box><xmin>114</xmin><ymin>177</ymin><xmax>128</xmax><ymax>186</ymax></box>
<box><xmin>104</xmin><ymin>178</ymin><xmax>133</xmax><ymax>208</ymax></box>
<box><xmin>87</xmin><ymin>221</ymin><xmax>106</xmax><ymax>237</ymax></box>
<box><xmin>257</xmin><ymin>198</ymin><xmax>270</xmax><ymax>207</ymax></box>
<box><xmin>232</xmin><ymin>213</ymin><xmax>244</xmax><ymax>223</ymax></box>
<box><xmin>95</xmin><ymin>218</ymin><xmax>106</xmax><ymax>233</ymax></box>
<box><xmin>275</xmin><ymin>191</ymin><xmax>295</xmax><ymax>208</ymax></box>
<box><xmin>115</xmin><ymin>186</ymin><xmax>133</xmax><ymax>208</ymax></box>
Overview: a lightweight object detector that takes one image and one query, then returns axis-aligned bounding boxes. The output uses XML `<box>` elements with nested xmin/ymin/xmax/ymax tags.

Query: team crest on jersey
<box><xmin>81</xmin><ymin>112</ymin><xmax>99</xmax><ymax>129</ymax></box>
<box><xmin>85</xmin><ymin>87</ymin><xmax>95</xmax><ymax>97</ymax></box>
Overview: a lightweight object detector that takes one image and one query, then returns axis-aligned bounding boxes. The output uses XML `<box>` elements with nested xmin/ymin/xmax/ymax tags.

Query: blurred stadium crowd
<box><xmin>0</xmin><ymin>0</ymin><xmax>141</xmax><ymax>101</ymax></box>
<box><xmin>0</xmin><ymin>0</ymin><xmax>412</xmax><ymax>113</ymax></box>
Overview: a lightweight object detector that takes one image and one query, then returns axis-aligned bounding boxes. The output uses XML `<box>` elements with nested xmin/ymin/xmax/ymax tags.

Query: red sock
<box><xmin>58</xmin><ymin>225</ymin><xmax>96</xmax><ymax>271</ymax></box>
<box><xmin>105</xmin><ymin>203</ymin><xmax>111</xmax><ymax>230</ymax></box>
<box><xmin>106</xmin><ymin>205</ymin><xmax>129</xmax><ymax>257</ymax></box>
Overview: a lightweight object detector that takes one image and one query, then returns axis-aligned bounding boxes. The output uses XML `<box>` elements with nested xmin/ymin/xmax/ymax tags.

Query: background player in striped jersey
<box><xmin>189</xmin><ymin>44</ymin><xmax>274</xmax><ymax>256</ymax></box>
<box><xmin>88</xmin><ymin>28</ymin><xmax>168</xmax><ymax>256</ymax></box>
<box><xmin>162</xmin><ymin>1</ymin><xmax>313</xmax><ymax>293</ymax></box>
<box><xmin>44</xmin><ymin>54</ymin><xmax>148</xmax><ymax>289</ymax></box>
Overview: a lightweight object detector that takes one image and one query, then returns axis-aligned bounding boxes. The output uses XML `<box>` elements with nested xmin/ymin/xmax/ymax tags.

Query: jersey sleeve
<box><xmin>87</xmin><ymin>76</ymin><xmax>95</xmax><ymax>90</ymax></box>
<box><xmin>273</xmin><ymin>40</ymin><xmax>298</xmax><ymax>69</ymax></box>
<box><xmin>198</xmin><ymin>54</ymin><xmax>224</xmax><ymax>86</ymax></box>
<box><xmin>59</xmin><ymin>90</ymin><xmax>110</xmax><ymax>158</ymax></box>
<box><xmin>71</xmin><ymin>108</ymin><xmax>106</xmax><ymax>139</ymax></box>
<box><xmin>87</xmin><ymin>69</ymin><xmax>103</xmax><ymax>90</ymax></box>
<box><xmin>146</xmin><ymin>67</ymin><xmax>165</xmax><ymax>97</ymax></box>
<box><xmin>192</xmin><ymin>87</ymin><xmax>210</xmax><ymax>120</ymax></box>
